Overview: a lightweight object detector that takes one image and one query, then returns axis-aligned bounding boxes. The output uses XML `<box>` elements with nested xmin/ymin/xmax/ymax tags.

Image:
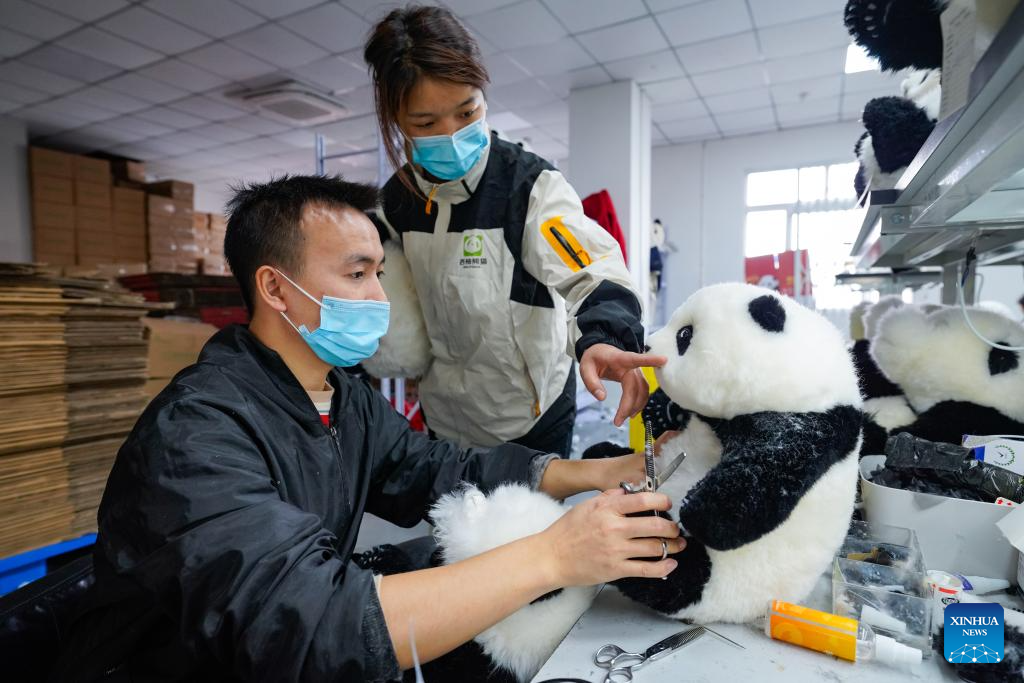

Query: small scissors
<box><xmin>620</xmin><ymin>419</ymin><xmax>688</xmax><ymax>496</ymax></box>
<box><xmin>594</xmin><ymin>625</ymin><xmax>744</xmax><ymax>682</ymax></box>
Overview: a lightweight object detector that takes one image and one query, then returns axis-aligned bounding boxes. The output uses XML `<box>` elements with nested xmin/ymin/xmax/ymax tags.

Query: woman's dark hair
<box><xmin>364</xmin><ymin>5</ymin><xmax>489</xmax><ymax>194</ymax></box>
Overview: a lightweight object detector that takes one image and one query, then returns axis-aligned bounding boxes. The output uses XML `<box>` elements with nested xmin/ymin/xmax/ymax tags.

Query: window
<box><xmin>745</xmin><ymin>162</ymin><xmax>862</xmax><ymax>309</ymax></box>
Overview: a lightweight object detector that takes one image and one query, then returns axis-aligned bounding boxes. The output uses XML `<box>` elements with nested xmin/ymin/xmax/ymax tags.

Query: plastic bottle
<box><xmin>764</xmin><ymin>600</ymin><xmax>922</xmax><ymax>671</ymax></box>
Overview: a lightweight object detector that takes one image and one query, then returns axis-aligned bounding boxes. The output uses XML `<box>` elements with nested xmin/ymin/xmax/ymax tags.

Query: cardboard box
<box><xmin>208</xmin><ymin>214</ymin><xmax>226</xmax><ymax>230</ymax></box>
<box><xmin>146</xmin><ymin>180</ymin><xmax>194</xmax><ymax>202</ymax></box>
<box><xmin>113</xmin><ymin>213</ymin><xmax>146</xmax><ymax>234</ymax></box>
<box><xmin>32</xmin><ymin>200</ymin><xmax>74</xmax><ymax>229</ymax></box>
<box><xmin>77</xmin><ymin>229</ymin><xmax>116</xmax><ymax>255</ymax></box>
<box><xmin>74</xmin><ymin>181</ymin><xmax>111</xmax><ymax>209</ymax></box>
<box><xmin>192</xmin><ymin>212</ymin><xmax>210</xmax><ymax>231</ymax></box>
<box><xmin>147</xmin><ymin>196</ymin><xmax>192</xmax><ymax>219</ymax></box>
<box><xmin>29</xmin><ymin>147</ymin><xmax>73</xmax><ymax>179</ymax></box>
<box><xmin>31</xmin><ymin>175</ymin><xmax>73</xmax><ymax>205</ymax></box>
<box><xmin>74</xmin><ymin>206</ymin><xmax>112</xmax><ymax>232</ymax></box>
<box><xmin>112</xmin><ymin>187</ymin><xmax>145</xmax><ymax>214</ymax></box>
<box><xmin>114</xmin><ymin>179</ymin><xmax>147</xmax><ymax>191</ymax></box>
<box><xmin>148</xmin><ymin>257</ymin><xmax>199</xmax><ymax>275</ymax></box>
<box><xmin>143</xmin><ymin>317</ymin><xmax>217</xmax><ymax>379</ymax></box>
<box><xmin>202</xmin><ymin>257</ymin><xmax>231</xmax><ymax>276</ymax></box>
<box><xmin>97</xmin><ymin>262</ymin><xmax>147</xmax><ymax>278</ymax></box>
<box><xmin>143</xmin><ymin>377</ymin><xmax>170</xmax><ymax>400</ymax></box>
<box><xmin>33</xmin><ymin>226</ymin><xmax>76</xmax><ymax>259</ymax></box>
<box><xmin>111</xmin><ymin>160</ymin><xmax>145</xmax><ymax>184</ymax></box>
<box><xmin>73</xmin><ymin>156</ymin><xmax>111</xmax><ymax>185</ymax></box>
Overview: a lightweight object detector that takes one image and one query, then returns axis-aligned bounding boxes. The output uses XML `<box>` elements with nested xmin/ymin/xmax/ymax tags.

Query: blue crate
<box><xmin>0</xmin><ymin>534</ymin><xmax>96</xmax><ymax>596</ymax></box>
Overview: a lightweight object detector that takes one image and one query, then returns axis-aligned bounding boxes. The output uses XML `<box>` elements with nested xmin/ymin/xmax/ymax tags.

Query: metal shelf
<box><xmin>850</xmin><ymin>2</ymin><xmax>1024</xmax><ymax>271</ymax></box>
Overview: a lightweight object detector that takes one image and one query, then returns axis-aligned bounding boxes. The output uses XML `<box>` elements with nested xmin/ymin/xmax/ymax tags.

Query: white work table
<box><xmin>531</xmin><ymin>578</ymin><xmax>959</xmax><ymax>683</ymax></box>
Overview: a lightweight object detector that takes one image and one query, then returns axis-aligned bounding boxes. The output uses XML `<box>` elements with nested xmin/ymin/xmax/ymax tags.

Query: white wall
<box><xmin>652</xmin><ymin>120</ymin><xmax>866</xmax><ymax>316</ymax></box>
<box><xmin>0</xmin><ymin>117</ymin><xmax>31</xmax><ymax>262</ymax></box>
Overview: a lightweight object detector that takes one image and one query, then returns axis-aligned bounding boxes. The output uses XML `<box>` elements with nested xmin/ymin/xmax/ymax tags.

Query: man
<box><xmin>55</xmin><ymin>176</ymin><xmax>679</xmax><ymax>682</ymax></box>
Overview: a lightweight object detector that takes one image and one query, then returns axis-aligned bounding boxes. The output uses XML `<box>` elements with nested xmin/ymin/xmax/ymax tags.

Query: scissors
<box><xmin>620</xmin><ymin>419</ymin><xmax>688</xmax><ymax>496</ymax></box>
<box><xmin>594</xmin><ymin>625</ymin><xmax>745</xmax><ymax>682</ymax></box>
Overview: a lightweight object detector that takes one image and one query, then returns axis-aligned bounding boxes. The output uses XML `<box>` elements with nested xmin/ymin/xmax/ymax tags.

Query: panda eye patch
<box><xmin>676</xmin><ymin>325</ymin><xmax>693</xmax><ymax>355</ymax></box>
<box><xmin>989</xmin><ymin>345</ymin><xmax>1019</xmax><ymax>376</ymax></box>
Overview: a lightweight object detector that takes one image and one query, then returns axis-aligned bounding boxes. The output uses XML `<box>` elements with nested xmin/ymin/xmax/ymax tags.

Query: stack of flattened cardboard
<box><xmin>0</xmin><ymin>263</ymin><xmax>168</xmax><ymax>556</ymax></box>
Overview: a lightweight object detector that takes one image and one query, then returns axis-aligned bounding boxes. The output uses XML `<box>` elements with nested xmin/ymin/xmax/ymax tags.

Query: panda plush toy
<box><xmin>613</xmin><ymin>283</ymin><xmax>864</xmax><ymax>623</ymax></box>
<box><xmin>871</xmin><ymin>306</ymin><xmax>1024</xmax><ymax>445</ymax></box>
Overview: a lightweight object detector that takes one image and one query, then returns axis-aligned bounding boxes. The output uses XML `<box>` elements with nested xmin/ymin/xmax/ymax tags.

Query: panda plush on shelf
<box><xmin>870</xmin><ymin>306</ymin><xmax>1024</xmax><ymax>445</ymax></box>
<box><xmin>611</xmin><ymin>283</ymin><xmax>863</xmax><ymax>623</ymax></box>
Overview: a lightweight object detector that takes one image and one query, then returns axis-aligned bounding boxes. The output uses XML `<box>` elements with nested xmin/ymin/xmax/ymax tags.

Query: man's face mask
<box><xmin>275</xmin><ymin>269</ymin><xmax>390</xmax><ymax>368</ymax></box>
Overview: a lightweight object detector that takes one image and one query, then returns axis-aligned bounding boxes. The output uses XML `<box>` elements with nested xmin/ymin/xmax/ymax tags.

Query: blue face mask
<box><xmin>411</xmin><ymin>116</ymin><xmax>489</xmax><ymax>181</ymax></box>
<box><xmin>276</xmin><ymin>269</ymin><xmax>390</xmax><ymax>368</ymax></box>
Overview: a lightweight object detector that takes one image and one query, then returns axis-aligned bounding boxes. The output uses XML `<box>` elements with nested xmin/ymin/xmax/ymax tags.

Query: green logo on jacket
<box><xmin>463</xmin><ymin>234</ymin><xmax>483</xmax><ymax>257</ymax></box>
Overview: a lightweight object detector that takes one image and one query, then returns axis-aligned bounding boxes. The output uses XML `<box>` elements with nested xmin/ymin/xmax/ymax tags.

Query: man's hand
<box><xmin>579</xmin><ymin>343</ymin><xmax>668</xmax><ymax>426</ymax></box>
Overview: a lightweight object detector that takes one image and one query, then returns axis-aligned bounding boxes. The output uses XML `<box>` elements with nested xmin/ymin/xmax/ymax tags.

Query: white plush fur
<box><xmin>863</xmin><ymin>395</ymin><xmax>917</xmax><ymax>431</ymax></box>
<box><xmin>361</xmin><ymin>240</ymin><xmax>433</xmax><ymax>379</ymax></box>
<box><xmin>647</xmin><ymin>283</ymin><xmax>861</xmax><ymax>623</ymax></box>
<box><xmin>646</xmin><ymin>283</ymin><xmax>861</xmax><ymax>420</ymax></box>
<box><xmin>863</xmin><ymin>295</ymin><xmax>905</xmax><ymax>340</ymax></box>
<box><xmin>431</xmin><ymin>484</ymin><xmax>598</xmax><ymax>682</ymax></box>
<box><xmin>850</xmin><ymin>300</ymin><xmax>872</xmax><ymax>341</ymax></box>
<box><xmin>871</xmin><ymin>306</ymin><xmax>1024</xmax><ymax>422</ymax></box>
<box><xmin>900</xmin><ymin>68</ymin><xmax>941</xmax><ymax>119</ymax></box>
<box><xmin>978</xmin><ymin>300</ymin><xmax>1017</xmax><ymax>320</ymax></box>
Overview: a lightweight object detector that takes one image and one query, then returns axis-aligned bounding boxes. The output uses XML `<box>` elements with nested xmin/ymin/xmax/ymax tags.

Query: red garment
<box><xmin>581</xmin><ymin>189</ymin><xmax>627</xmax><ymax>262</ymax></box>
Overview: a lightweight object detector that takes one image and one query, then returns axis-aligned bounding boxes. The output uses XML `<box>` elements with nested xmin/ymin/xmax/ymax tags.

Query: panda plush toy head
<box><xmin>646</xmin><ymin>283</ymin><xmax>861</xmax><ymax>421</ymax></box>
<box><xmin>872</xmin><ymin>307</ymin><xmax>1024</xmax><ymax>438</ymax></box>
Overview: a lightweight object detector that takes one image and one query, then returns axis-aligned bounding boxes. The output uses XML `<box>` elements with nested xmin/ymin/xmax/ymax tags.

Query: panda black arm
<box><xmin>677</xmin><ymin>406</ymin><xmax>862</xmax><ymax>551</ymax></box>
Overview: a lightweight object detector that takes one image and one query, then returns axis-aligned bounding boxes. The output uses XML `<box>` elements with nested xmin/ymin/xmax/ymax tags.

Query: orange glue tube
<box><xmin>764</xmin><ymin>600</ymin><xmax>922</xmax><ymax>671</ymax></box>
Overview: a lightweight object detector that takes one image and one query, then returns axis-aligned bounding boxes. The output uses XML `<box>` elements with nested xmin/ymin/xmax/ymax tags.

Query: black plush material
<box><xmin>643</xmin><ymin>388</ymin><xmax>691</xmax><ymax>439</ymax></box>
<box><xmin>850</xmin><ymin>339</ymin><xmax>904</xmax><ymax>399</ymax></box>
<box><xmin>934</xmin><ymin>624</ymin><xmax>1024</xmax><ymax>682</ymax></box>
<box><xmin>676</xmin><ymin>324</ymin><xmax>694</xmax><ymax>355</ymax></box>
<box><xmin>861</xmin><ymin>413</ymin><xmax>890</xmax><ymax>457</ymax></box>
<box><xmin>899</xmin><ymin>400</ymin><xmax>1024</xmax><ymax>446</ymax></box>
<box><xmin>990</xmin><ymin>346</ymin><xmax>1020</xmax><ymax>376</ymax></box>
<box><xmin>679</xmin><ymin>406</ymin><xmax>862</xmax><ymax>551</ymax></box>
<box><xmin>844</xmin><ymin>0</ymin><xmax>946</xmax><ymax>71</ymax></box>
<box><xmin>581</xmin><ymin>441</ymin><xmax>633</xmax><ymax>460</ymax></box>
<box><xmin>613</xmin><ymin>537</ymin><xmax>713</xmax><ymax>615</ymax></box>
<box><xmin>748</xmin><ymin>295</ymin><xmax>786</xmax><ymax>333</ymax></box>
<box><xmin>862</xmin><ymin>96</ymin><xmax>937</xmax><ymax>173</ymax></box>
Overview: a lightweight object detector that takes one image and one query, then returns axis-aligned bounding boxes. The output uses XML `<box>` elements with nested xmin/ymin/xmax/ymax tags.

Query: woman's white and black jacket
<box><xmin>52</xmin><ymin>325</ymin><xmax>548</xmax><ymax>682</ymax></box>
<box><xmin>374</xmin><ymin>132</ymin><xmax>644</xmax><ymax>447</ymax></box>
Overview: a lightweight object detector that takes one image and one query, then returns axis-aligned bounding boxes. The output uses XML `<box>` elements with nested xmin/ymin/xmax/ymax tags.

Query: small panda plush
<box><xmin>844</xmin><ymin>0</ymin><xmax>946</xmax><ymax>73</ymax></box>
<box><xmin>871</xmin><ymin>306</ymin><xmax>1024</xmax><ymax>445</ymax></box>
<box><xmin>614</xmin><ymin>283</ymin><xmax>863</xmax><ymax>623</ymax></box>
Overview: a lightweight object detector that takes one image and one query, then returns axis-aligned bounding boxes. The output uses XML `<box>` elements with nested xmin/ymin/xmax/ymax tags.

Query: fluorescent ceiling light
<box><xmin>845</xmin><ymin>43</ymin><xmax>879</xmax><ymax>74</ymax></box>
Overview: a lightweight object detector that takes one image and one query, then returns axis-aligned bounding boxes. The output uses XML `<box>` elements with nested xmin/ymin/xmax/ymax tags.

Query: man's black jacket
<box><xmin>53</xmin><ymin>325</ymin><xmax>543</xmax><ymax>682</ymax></box>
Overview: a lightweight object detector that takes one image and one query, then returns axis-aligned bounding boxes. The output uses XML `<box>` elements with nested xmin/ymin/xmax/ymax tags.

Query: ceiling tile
<box><xmin>336</xmin><ymin>84</ymin><xmax>376</xmax><ymax>117</ymax></box>
<box><xmin>180</xmin><ymin>43</ymin><xmax>277</xmax><ymax>82</ymax></box>
<box><xmin>510</xmin><ymin>101</ymin><xmax>568</xmax><ymax>126</ymax></box>
<box><xmin>145</xmin><ymin>0</ymin><xmax>264</xmax><ymax>38</ymax></box>
<box><xmin>764</xmin><ymin>48</ymin><xmax>846</xmax><ymax>84</ymax></box>
<box><xmin>536</xmin><ymin>66</ymin><xmax>611</xmax><ymax>96</ymax></box>
<box><xmin>191</xmin><ymin>122</ymin><xmax>255</xmax><ymax>144</ymax></box>
<box><xmin>74</xmin><ymin>121</ymin><xmax>149</xmax><ymax>145</ymax></box>
<box><xmin>99</xmin><ymin>6</ymin><xmax>210</xmax><ymax>54</ymax></box>
<box><xmin>239</xmin><ymin>135</ymin><xmax>302</xmax><ymax>156</ymax></box>
<box><xmin>484</xmin><ymin>53</ymin><xmax>532</xmax><ymax>86</ymax></box>
<box><xmin>748</xmin><ymin>0</ymin><xmax>844</xmax><ymax>28</ymax></box>
<box><xmin>231</xmin><ymin>0</ymin><xmax>323</xmax><ymax>19</ymax></box>
<box><xmin>170</xmin><ymin>95</ymin><xmax>248</xmax><ymax>122</ymax></box>
<box><xmin>544</xmin><ymin>0</ymin><xmax>647</xmax><ymax>33</ymax></box>
<box><xmin>224</xmin><ymin>114</ymin><xmax>291</xmax><ymax>136</ymax></box>
<box><xmin>540</xmin><ymin>119</ymin><xmax>568</xmax><ymax>141</ymax></box>
<box><xmin>1</xmin><ymin>0</ymin><xmax>80</xmax><ymax>40</ymax></box>
<box><xmin>652</xmin><ymin>125</ymin><xmax>669</xmax><ymax>146</ymax></box>
<box><xmin>691</xmin><ymin>64</ymin><xmax>765</xmax><ymax>97</ymax></box>
<box><xmin>605</xmin><ymin>49</ymin><xmax>684</xmax><ymax>84</ymax></box>
<box><xmin>676</xmin><ymin>31</ymin><xmax>760</xmax><ymax>75</ymax></box>
<box><xmin>841</xmin><ymin>94</ymin><xmax>868</xmax><ymax>120</ymax></box>
<box><xmin>487</xmin><ymin>110</ymin><xmax>532</xmax><ymax>133</ymax></box>
<box><xmin>103</xmin><ymin>72</ymin><xmax>190</xmax><ymax>104</ymax></box>
<box><xmin>313</xmin><ymin>113</ymin><xmax>379</xmax><ymax>142</ymax></box>
<box><xmin>227</xmin><ymin>23</ymin><xmax>328</xmax><ymax>69</ymax></box>
<box><xmin>342</xmin><ymin>0</ymin><xmax>414</xmax><ymax>21</ymax></box>
<box><xmin>659</xmin><ymin>116</ymin><xmax>718</xmax><ymax>140</ymax></box>
<box><xmin>61</xmin><ymin>27</ymin><xmax>164</xmax><ymax>68</ymax></box>
<box><xmin>18</xmin><ymin>105</ymin><xmax>91</xmax><ymax>134</ymax></box>
<box><xmin>641</xmin><ymin>76</ymin><xmax>697</xmax><ymax>103</ymax></box>
<box><xmin>21</xmin><ymin>45</ymin><xmax>121</xmax><ymax>84</ymax></box>
<box><xmin>35</xmin><ymin>0</ymin><xmax>127</xmax><ymax>22</ymax></box>
<box><xmin>714</xmin><ymin>107</ymin><xmax>776</xmax><ymax>135</ymax></box>
<box><xmin>489</xmin><ymin>79</ymin><xmax>559</xmax><ymax>109</ymax></box>
<box><xmin>290</xmin><ymin>55</ymin><xmax>370</xmax><ymax>94</ymax></box>
<box><xmin>0</xmin><ymin>27</ymin><xmax>39</xmax><ymax>58</ymax></box>
<box><xmin>142</xmin><ymin>134</ymin><xmax>211</xmax><ymax>156</ymax></box>
<box><xmin>576</xmin><ymin>17</ymin><xmax>668</xmax><ymax>62</ymax></box>
<box><xmin>280</xmin><ymin>3</ymin><xmax>370</xmax><ymax>53</ymax></box>
<box><xmin>1</xmin><ymin>82</ymin><xmax>50</xmax><ymax>106</ymax></box>
<box><xmin>843</xmin><ymin>70</ymin><xmax>902</xmax><ymax>94</ymax></box>
<box><xmin>652</xmin><ymin>99</ymin><xmax>708</xmax><ymax>123</ymax></box>
<box><xmin>441</xmin><ymin>0</ymin><xmax>521</xmax><ymax>18</ymax></box>
<box><xmin>273</xmin><ymin>129</ymin><xmax>321</xmax><ymax>149</ymax></box>
<box><xmin>656</xmin><ymin>0</ymin><xmax>750</xmax><ymax>46</ymax></box>
<box><xmin>776</xmin><ymin>97</ymin><xmax>839</xmax><ymax>126</ymax></box>
<box><xmin>43</xmin><ymin>128</ymin><xmax>122</xmax><ymax>153</ymax></box>
<box><xmin>646</xmin><ymin>0</ymin><xmax>705</xmax><ymax>12</ymax></box>
<box><xmin>704</xmin><ymin>87</ymin><xmax>773</xmax><ymax>114</ymax></box>
<box><xmin>0</xmin><ymin>61</ymin><xmax>82</xmax><ymax>95</ymax></box>
<box><xmin>466</xmin><ymin>1</ymin><xmax>566</xmax><ymax>51</ymax></box>
<box><xmin>759</xmin><ymin>15</ymin><xmax>851</xmax><ymax>60</ymax></box>
<box><xmin>138</xmin><ymin>58</ymin><xmax>230</xmax><ymax>93</ymax></box>
<box><xmin>105</xmin><ymin>114</ymin><xmax>175</xmax><ymax>138</ymax></box>
<box><xmin>65</xmin><ymin>85</ymin><xmax>150</xmax><ymax>114</ymax></box>
<box><xmin>504</xmin><ymin>40</ymin><xmax>594</xmax><ymax>77</ymax></box>
<box><xmin>771</xmin><ymin>76</ymin><xmax>841</xmax><ymax>105</ymax></box>
<box><xmin>29</xmin><ymin>97</ymin><xmax>113</xmax><ymax>125</ymax></box>
<box><xmin>134</xmin><ymin>106</ymin><xmax>208</xmax><ymax>130</ymax></box>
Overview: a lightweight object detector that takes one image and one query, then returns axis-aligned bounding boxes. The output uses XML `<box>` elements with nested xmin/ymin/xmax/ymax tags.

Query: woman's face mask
<box><xmin>410</xmin><ymin>115</ymin><xmax>490</xmax><ymax>181</ymax></box>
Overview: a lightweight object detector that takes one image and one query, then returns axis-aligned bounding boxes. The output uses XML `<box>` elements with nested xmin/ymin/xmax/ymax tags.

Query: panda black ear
<box><xmin>749</xmin><ymin>295</ymin><xmax>786</xmax><ymax>333</ymax></box>
<box><xmin>989</xmin><ymin>346</ymin><xmax>1019</xmax><ymax>376</ymax></box>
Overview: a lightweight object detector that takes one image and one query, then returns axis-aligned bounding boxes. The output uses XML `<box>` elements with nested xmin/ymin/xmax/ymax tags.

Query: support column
<box><xmin>568</xmin><ymin>80</ymin><xmax>652</xmax><ymax>321</ymax></box>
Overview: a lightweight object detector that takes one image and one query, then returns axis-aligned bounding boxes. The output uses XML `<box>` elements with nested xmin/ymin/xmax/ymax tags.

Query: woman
<box><xmin>364</xmin><ymin>5</ymin><xmax>662</xmax><ymax>452</ymax></box>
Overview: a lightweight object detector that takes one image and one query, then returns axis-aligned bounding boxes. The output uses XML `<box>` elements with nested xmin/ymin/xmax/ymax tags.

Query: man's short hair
<box><xmin>224</xmin><ymin>174</ymin><xmax>379</xmax><ymax>313</ymax></box>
